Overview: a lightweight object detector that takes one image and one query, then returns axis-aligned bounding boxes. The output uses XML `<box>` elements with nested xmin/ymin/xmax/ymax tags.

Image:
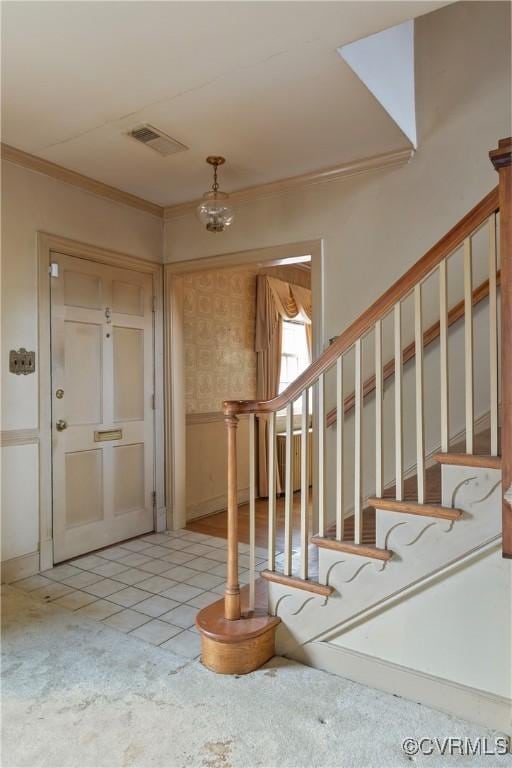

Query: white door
<box><xmin>51</xmin><ymin>252</ymin><xmax>155</xmax><ymax>563</ymax></box>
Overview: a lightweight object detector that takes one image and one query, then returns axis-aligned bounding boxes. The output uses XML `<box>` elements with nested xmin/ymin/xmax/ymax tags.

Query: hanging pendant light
<box><xmin>196</xmin><ymin>156</ymin><xmax>234</xmax><ymax>232</ymax></box>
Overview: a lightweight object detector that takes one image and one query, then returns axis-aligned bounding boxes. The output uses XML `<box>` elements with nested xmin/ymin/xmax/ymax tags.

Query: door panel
<box><xmin>113</xmin><ymin>326</ymin><xmax>144</xmax><ymax>422</ymax></box>
<box><xmin>51</xmin><ymin>252</ymin><xmax>155</xmax><ymax>562</ymax></box>
<box><xmin>65</xmin><ymin>449</ymin><xmax>104</xmax><ymax>527</ymax></box>
<box><xmin>113</xmin><ymin>443</ymin><xmax>145</xmax><ymax>516</ymax></box>
<box><xmin>64</xmin><ymin>269</ymin><xmax>103</xmax><ymax>309</ymax></box>
<box><xmin>64</xmin><ymin>321</ymin><xmax>103</xmax><ymax>425</ymax></box>
<box><xmin>112</xmin><ymin>281</ymin><xmax>144</xmax><ymax>316</ymax></box>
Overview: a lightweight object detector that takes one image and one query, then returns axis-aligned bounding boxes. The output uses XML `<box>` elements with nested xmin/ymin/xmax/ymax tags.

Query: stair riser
<box><xmin>375</xmin><ymin>509</ymin><xmax>445</xmax><ymax>550</ymax></box>
<box><xmin>440</xmin><ymin>464</ymin><xmax>502</xmax><ymax>510</ymax></box>
<box><xmin>270</xmin><ymin>465</ymin><xmax>501</xmax><ymax>653</ymax></box>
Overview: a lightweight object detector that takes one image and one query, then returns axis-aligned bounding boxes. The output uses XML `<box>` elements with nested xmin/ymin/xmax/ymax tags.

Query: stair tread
<box><xmin>380</xmin><ymin>496</ymin><xmax>441</xmax><ymax>507</ymax></box>
<box><xmin>433</xmin><ymin>452</ymin><xmax>501</xmax><ymax>469</ymax></box>
<box><xmin>311</xmin><ymin>536</ymin><xmax>392</xmax><ymax>560</ymax></box>
<box><xmin>261</xmin><ymin>569</ymin><xmax>334</xmax><ymax>596</ymax></box>
<box><xmin>368</xmin><ymin>497</ymin><xmax>462</xmax><ymax>520</ymax></box>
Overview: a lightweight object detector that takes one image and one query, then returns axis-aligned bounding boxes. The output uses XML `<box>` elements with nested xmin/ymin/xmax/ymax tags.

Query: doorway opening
<box><xmin>164</xmin><ymin>240</ymin><xmax>323</xmax><ymax>550</ymax></box>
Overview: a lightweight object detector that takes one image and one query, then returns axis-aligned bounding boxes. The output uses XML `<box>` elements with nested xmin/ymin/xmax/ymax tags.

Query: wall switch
<box><xmin>9</xmin><ymin>348</ymin><xmax>36</xmax><ymax>375</ymax></box>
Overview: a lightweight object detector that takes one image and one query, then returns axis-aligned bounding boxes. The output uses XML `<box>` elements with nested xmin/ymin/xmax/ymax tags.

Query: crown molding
<box><xmin>1</xmin><ymin>142</ymin><xmax>414</xmax><ymax>223</ymax></box>
<box><xmin>1</xmin><ymin>143</ymin><xmax>164</xmax><ymax>219</ymax></box>
<box><xmin>164</xmin><ymin>147</ymin><xmax>414</xmax><ymax>220</ymax></box>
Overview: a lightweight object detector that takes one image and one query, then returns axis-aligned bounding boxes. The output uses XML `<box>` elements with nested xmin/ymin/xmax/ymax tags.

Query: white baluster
<box><xmin>414</xmin><ymin>283</ymin><xmax>425</xmax><ymax>503</ymax></box>
<box><xmin>317</xmin><ymin>373</ymin><xmax>326</xmax><ymax>537</ymax></box>
<box><xmin>267</xmin><ymin>411</ymin><xmax>276</xmax><ymax>571</ymax></box>
<box><xmin>464</xmin><ymin>238</ymin><xmax>474</xmax><ymax>454</ymax></box>
<box><xmin>300</xmin><ymin>389</ymin><xmax>309</xmax><ymax>580</ymax></box>
<box><xmin>354</xmin><ymin>339</ymin><xmax>363</xmax><ymax>544</ymax></box>
<box><xmin>284</xmin><ymin>402</ymin><xmax>293</xmax><ymax>576</ymax></box>
<box><xmin>439</xmin><ymin>260</ymin><xmax>449</xmax><ymax>453</ymax></box>
<box><xmin>394</xmin><ymin>303</ymin><xmax>403</xmax><ymax>500</ymax></box>
<box><xmin>336</xmin><ymin>356</ymin><xmax>344</xmax><ymax>540</ymax></box>
<box><xmin>248</xmin><ymin>413</ymin><xmax>256</xmax><ymax>612</ymax></box>
<box><xmin>488</xmin><ymin>214</ymin><xmax>499</xmax><ymax>456</ymax></box>
<box><xmin>375</xmin><ymin>319</ymin><xmax>383</xmax><ymax>498</ymax></box>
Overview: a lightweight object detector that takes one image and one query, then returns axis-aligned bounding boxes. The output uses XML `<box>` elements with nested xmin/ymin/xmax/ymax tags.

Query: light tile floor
<box><xmin>11</xmin><ymin>529</ymin><xmax>268</xmax><ymax>660</ymax></box>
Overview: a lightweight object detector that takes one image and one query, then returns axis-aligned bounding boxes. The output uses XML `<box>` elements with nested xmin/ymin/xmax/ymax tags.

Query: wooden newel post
<box><xmin>224</xmin><ymin>412</ymin><xmax>241</xmax><ymax>619</ymax></box>
<box><xmin>196</xmin><ymin>403</ymin><xmax>279</xmax><ymax>673</ymax></box>
<box><xmin>490</xmin><ymin>137</ymin><xmax>512</xmax><ymax>558</ymax></box>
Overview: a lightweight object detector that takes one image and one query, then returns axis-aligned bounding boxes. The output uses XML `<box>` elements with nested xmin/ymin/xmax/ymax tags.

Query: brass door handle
<box><xmin>56</xmin><ymin>419</ymin><xmax>67</xmax><ymax>432</ymax></box>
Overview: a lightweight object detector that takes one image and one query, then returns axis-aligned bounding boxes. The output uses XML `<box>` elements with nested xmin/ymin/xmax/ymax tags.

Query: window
<box><xmin>278</xmin><ymin>320</ymin><xmax>310</xmax><ymax>409</ymax></box>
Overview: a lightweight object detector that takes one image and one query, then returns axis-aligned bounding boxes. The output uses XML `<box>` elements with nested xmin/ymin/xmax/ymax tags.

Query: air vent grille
<box><xmin>130</xmin><ymin>126</ymin><xmax>161</xmax><ymax>144</ymax></box>
<box><xmin>127</xmin><ymin>124</ymin><xmax>188</xmax><ymax>157</ymax></box>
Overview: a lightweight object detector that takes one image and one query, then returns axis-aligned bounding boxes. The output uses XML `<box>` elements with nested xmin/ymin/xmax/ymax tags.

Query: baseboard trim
<box><xmin>39</xmin><ymin>538</ymin><xmax>54</xmax><ymax>572</ymax></box>
<box><xmin>155</xmin><ymin>506</ymin><xmax>167</xmax><ymax>533</ymax></box>
<box><xmin>187</xmin><ymin>488</ymin><xmax>250</xmax><ymax>521</ymax></box>
<box><xmin>1</xmin><ymin>551</ymin><xmax>40</xmax><ymax>583</ymax></box>
<box><xmin>290</xmin><ymin>641</ymin><xmax>511</xmax><ymax>734</ymax></box>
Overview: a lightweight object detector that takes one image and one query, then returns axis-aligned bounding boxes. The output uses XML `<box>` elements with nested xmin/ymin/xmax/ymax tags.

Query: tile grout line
<box><xmin>9</xmin><ymin>529</ymin><xmax>268</xmax><ymax>659</ymax></box>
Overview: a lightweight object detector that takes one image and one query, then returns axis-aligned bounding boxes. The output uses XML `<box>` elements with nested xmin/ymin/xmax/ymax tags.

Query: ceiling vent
<box><xmin>127</xmin><ymin>124</ymin><xmax>188</xmax><ymax>157</ymax></box>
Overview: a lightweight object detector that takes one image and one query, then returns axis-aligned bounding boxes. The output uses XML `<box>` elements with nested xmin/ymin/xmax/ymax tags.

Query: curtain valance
<box><xmin>255</xmin><ymin>276</ymin><xmax>312</xmax><ymax>354</ymax></box>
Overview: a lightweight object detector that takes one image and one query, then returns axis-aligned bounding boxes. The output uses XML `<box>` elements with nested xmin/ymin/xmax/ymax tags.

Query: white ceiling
<box><xmin>1</xmin><ymin>1</ymin><xmax>449</xmax><ymax>206</ymax></box>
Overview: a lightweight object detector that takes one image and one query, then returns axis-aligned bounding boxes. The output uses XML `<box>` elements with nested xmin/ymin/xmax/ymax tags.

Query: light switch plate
<box><xmin>9</xmin><ymin>348</ymin><xmax>36</xmax><ymax>375</ymax></box>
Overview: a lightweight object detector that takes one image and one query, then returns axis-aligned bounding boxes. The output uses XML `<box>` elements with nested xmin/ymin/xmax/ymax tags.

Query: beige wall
<box><xmin>186</xmin><ymin>416</ymin><xmax>251</xmax><ymax>521</ymax></box>
<box><xmin>1</xmin><ymin>160</ymin><xmax>163</xmax><ymax>566</ymax></box>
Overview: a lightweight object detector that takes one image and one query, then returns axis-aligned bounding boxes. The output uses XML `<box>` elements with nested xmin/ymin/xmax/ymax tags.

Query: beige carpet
<box><xmin>2</xmin><ymin>586</ymin><xmax>511</xmax><ymax>768</ymax></box>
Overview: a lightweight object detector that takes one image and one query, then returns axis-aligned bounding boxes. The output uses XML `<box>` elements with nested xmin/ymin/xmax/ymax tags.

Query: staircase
<box><xmin>195</xmin><ymin>137</ymin><xmax>511</xmax><ymax>702</ymax></box>
<box><xmin>270</xmin><ymin>453</ymin><xmax>502</xmax><ymax>654</ymax></box>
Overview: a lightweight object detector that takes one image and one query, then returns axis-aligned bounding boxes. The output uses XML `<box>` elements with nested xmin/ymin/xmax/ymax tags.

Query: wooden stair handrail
<box><xmin>224</xmin><ymin>186</ymin><xmax>499</xmax><ymax>417</ymax></box>
<box><xmin>325</xmin><ymin>271</ymin><xmax>501</xmax><ymax>427</ymax></box>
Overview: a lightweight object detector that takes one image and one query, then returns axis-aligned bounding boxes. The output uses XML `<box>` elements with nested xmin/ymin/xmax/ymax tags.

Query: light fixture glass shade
<box><xmin>196</xmin><ymin>190</ymin><xmax>235</xmax><ymax>232</ymax></box>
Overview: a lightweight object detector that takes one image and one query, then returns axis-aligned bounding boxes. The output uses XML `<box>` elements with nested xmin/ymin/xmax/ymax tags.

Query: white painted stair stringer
<box><xmin>312</xmin><ymin>535</ymin><xmax>501</xmax><ymax>645</ymax></box>
<box><xmin>269</xmin><ymin>465</ymin><xmax>501</xmax><ymax>656</ymax></box>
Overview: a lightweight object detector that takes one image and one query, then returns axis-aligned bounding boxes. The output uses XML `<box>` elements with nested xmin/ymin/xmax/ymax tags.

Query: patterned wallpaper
<box><xmin>183</xmin><ymin>265</ymin><xmax>310</xmax><ymax>414</ymax></box>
